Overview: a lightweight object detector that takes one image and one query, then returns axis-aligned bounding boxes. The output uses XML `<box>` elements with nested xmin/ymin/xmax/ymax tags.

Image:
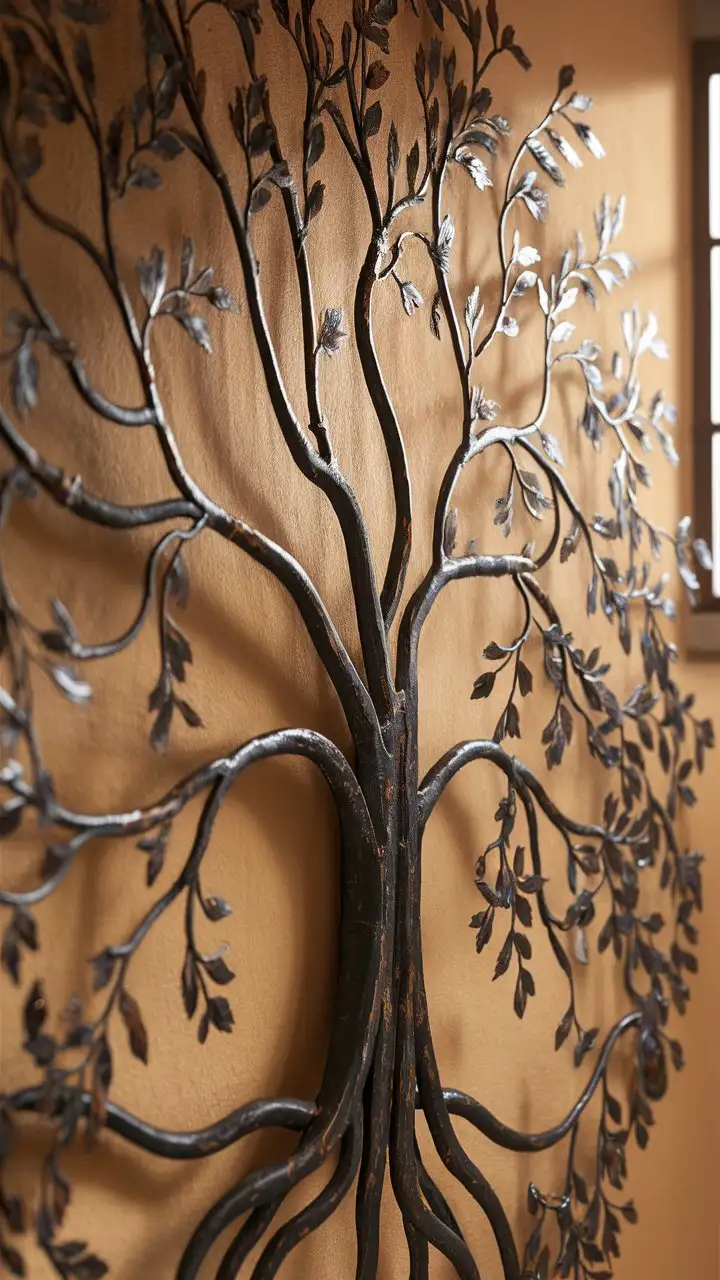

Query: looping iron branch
<box><xmin>0</xmin><ymin>3</ymin><xmax>712</xmax><ymax>1279</ymax></box>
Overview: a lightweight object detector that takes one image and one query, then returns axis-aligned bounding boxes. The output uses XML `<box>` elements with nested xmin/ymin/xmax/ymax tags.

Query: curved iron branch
<box><xmin>440</xmin><ymin>1011</ymin><xmax>641</xmax><ymax>1153</ymax></box>
<box><xmin>419</xmin><ymin>738</ymin><xmax>625</xmax><ymax>841</ymax></box>
<box><xmin>8</xmin><ymin>1088</ymin><xmax>315</xmax><ymax>1160</ymax></box>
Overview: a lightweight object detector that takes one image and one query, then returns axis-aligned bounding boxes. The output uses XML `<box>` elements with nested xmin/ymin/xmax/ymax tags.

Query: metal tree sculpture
<box><xmin>0</xmin><ymin>1</ymin><xmax>714</xmax><ymax>1277</ymax></box>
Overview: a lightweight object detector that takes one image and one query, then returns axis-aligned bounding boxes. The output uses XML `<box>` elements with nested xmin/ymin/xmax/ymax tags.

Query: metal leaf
<box><xmin>546</xmin><ymin>126</ymin><xmax>582</xmax><ymax>169</ymax></box>
<box><xmin>366</xmin><ymin>60</ymin><xmax>389</xmax><ymax>90</ymax></box>
<box><xmin>318</xmin><ymin>307</ymin><xmax>348</xmax><ymax>356</ymax></box>
<box><xmin>527</xmin><ymin>138</ymin><xmax>564</xmax><ymax>186</ymax></box>
<box><xmin>177</xmin><ymin>313</ymin><xmax>212</xmax><ymax>353</ymax></box>
<box><xmin>306</xmin><ymin>121</ymin><xmax>325</xmax><ymax>169</ymax></box>
<box><xmin>11</xmin><ymin>345</ymin><xmax>39</xmax><ymax>415</ymax></box>
<box><xmin>59</xmin><ymin>0</ymin><xmax>110</xmax><ymax>23</ymax></box>
<box><xmin>305</xmin><ymin>180</ymin><xmax>325</xmax><ymax>225</ymax></box>
<box><xmin>471</xmin><ymin>671</ymin><xmax>495</xmax><ymax>700</ymax></box>
<box><xmin>551</xmin><ymin>320</ymin><xmax>575</xmax><ymax>346</ymax></box>
<box><xmin>119</xmin><ymin>989</ymin><xmax>148</xmax><ymax>1063</ymax></box>
<box><xmin>572</xmin><ymin>121</ymin><xmax>605</xmax><ymax>159</ymax></box>
<box><xmin>387</xmin><ymin>120</ymin><xmax>399</xmax><ymax>177</ymax></box>
<box><xmin>464</xmin><ymin>285</ymin><xmax>483</xmax><ymax>339</ymax></box>
<box><xmin>49</xmin><ymin>665</ymin><xmax>92</xmax><ymax>705</ymax></box>
<box><xmin>693</xmin><ymin>538</ymin><xmax>713</xmax><ymax>572</ymax></box>
<box><xmin>249</xmin><ymin>122</ymin><xmax>275</xmax><ymax>156</ymax></box>
<box><xmin>126</xmin><ymin>164</ymin><xmax>162</xmax><ymax>191</ymax></box>
<box><xmin>432</xmin><ymin>214</ymin><xmax>454</xmax><ymax>273</ymax></box>
<box><xmin>398</xmin><ymin>279</ymin><xmax>423</xmax><ymax>316</ymax></box>
<box><xmin>363</xmin><ymin>100</ymin><xmax>382</xmax><ymax>139</ymax></box>
<box><xmin>455</xmin><ymin>146</ymin><xmax>493</xmax><ymax>191</ymax></box>
<box><xmin>430</xmin><ymin>291</ymin><xmax>442</xmax><ymax>339</ymax></box>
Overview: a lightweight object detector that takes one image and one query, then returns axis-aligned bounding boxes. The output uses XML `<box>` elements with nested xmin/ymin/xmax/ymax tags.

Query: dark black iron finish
<box><xmin>0</xmin><ymin>2</ymin><xmax>713</xmax><ymax>1278</ymax></box>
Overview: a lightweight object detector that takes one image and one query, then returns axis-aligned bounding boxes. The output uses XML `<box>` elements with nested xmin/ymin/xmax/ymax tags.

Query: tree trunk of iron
<box><xmin>351</xmin><ymin>660</ymin><xmax>522</xmax><ymax>1280</ymax></box>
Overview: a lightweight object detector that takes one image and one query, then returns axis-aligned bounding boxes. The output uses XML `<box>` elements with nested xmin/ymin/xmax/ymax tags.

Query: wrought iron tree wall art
<box><xmin>0</xmin><ymin>0</ymin><xmax>714</xmax><ymax>1276</ymax></box>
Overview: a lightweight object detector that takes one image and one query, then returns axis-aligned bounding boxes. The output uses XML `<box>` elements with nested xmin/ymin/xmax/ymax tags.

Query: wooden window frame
<box><xmin>688</xmin><ymin>38</ymin><xmax>720</xmax><ymax>650</ymax></box>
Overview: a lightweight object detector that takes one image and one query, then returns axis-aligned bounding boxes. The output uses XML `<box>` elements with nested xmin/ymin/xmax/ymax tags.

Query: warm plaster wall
<box><xmin>1</xmin><ymin>1</ymin><xmax>718</xmax><ymax>1277</ymax></box>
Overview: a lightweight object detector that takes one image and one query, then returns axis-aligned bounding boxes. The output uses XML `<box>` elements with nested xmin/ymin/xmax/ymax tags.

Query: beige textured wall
<box><xmin>1</xmin><ymin>1</ymin><xmax>718</xmax><ymax>1277</ymax></box>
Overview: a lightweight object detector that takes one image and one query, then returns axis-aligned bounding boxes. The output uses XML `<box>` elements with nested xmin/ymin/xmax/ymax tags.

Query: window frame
<box><xmin>691</xmin><ymin>38</ymin><xmax>720</xmax><ymax>623</ymax></box>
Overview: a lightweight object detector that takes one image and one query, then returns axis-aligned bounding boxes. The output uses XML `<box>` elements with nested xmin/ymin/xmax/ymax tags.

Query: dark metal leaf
<box><xmin>204</xmin><ymin>895</ymin><xmax>232</xmax><ymax>921</ymax></box>
<box><xmin>317</xmin><ymin>307</ymin><xmax>347</xmax><ymax>357</ymax></box>
<box><xmin>306</xmin><ymin>121</ymin><xmax>325</xmax><ymax>169</ymax></box>
<box><xmin>151</xmin><ymin>131</ymin><xmax>184</xmax><ymax>161</ymax></box>
<box><xmin>514</xmin><ymin>931</ymin><xmax>531</xmax><ymax>960</ymax></box>
<box><xmin>59</xmin><ymin>0</ymin><xmax>109</xmax><ymax>23</ymax></box>
<box><xmin>513</xmin><ymin>971</ymin><xmax>527</xmax><ymax>1018</ymax></box>
<box><xmin>486</xmin><ymin>0</ymin><xmax>499</xmax><ymax>43</ymax></box>
<box><xmin>0</xmin><ymin>1244</ymin><xmax>25</xmax><ymax>1276</ymax></box>
<box><xmin>1</xmin><ymin>179</ymin><xmax>17</xmax><ymax>240</ymax></box>
<box><xmin>24</xmin><ymin>979</ymin><xmax>46</xmax><ymax>1041</ymax></box>
<box><xmin>366</xmin><ymin>60</ymin><xmax>389</xmax><ymax>90</ymax></box>
<box><xmin>406</xmin><ymin>138</ymin><xmax>420</xmax><ymax>192</ymax></box>
<box><xmin>175</xmin><ymin>698</ymin><xmax>202</xmax><ymax>728</ymax></box>
<box><xmin>126</xmin><ymin>164</ymin><xmax>162</xmax><ymax>191</ymax></box>
<box><xmin>492</xmin><ymin>930</ymin><xmax>513</xmax><ymax>980</ymax></box>
<box><xmin>119</xmin><ymin>989</ymin><xmax>148</xmax><ymax>1064</ymax></box>
<box><xmin>555</xmin><ymin>1006</ymin><xmax>573</xmax><ymax>1050</ymax></box>
<box><xmin>74</xmin><ymin>32</ymin><xmax>95</xmax><ymax>97</ymax></box>
<box><xmin>510</xmin><ymin>44</ymin><xmax>531</xmax><ymax>71</ymax></box>
<box><xmin>0</xmin><ymin>797</ymin><xmax>24</xmax><ymax>837</ymax></box>
<box><xmin>182</xmin><ymin>950</ymin><xmax>198</xmax><ymax>1019</ymax></box>
<box><xmin>473</xmin><ymin>906</ymin><xmax>494</xmax><ymax>953</ymax></box>
<box><xmin>3</xmin><ymin>931</ymin><xmax>23</xmax><ymax>985</ymax></box>
<box><xmin>247</xmin><ymin>76</ymin><xmax>266</xmax><ymax>119</ymax></box>
<box><xmin>606</xmin><ymin>1092</ymin><xmax>622</xmax><ymax>1123</ymax></box>
<box><xmin>517</xmin><ymin>661</ymin><xmax>533</xmax><ymax>697</ymax></box>
<box><xmin>364</xmin><ymin>100</ymin><xmax>382</xmax><ymax>138</ymax></box>
<box><xmin>198</xmin><ymin>1008</ymin><xmax>210</xmax><ymax>1044</ymax></box>
<box><xmin>387</xmin><ymin>120</ymin><xmax>399</xmax><ymax>178</ymax></box>
<box><xmin>149</xmin><ymin>698</ymin><xmax>173</xmax><ymax>754</ymax></box>
<box><xmin>249</xmin><ymin>122</ymin><xmax>274</xmax><ymax>156</ymax></box>
<box><xmin>305</xmin><ymin>180</ymin><xmax>325</xmax><ymax>225</ymax></box>
<box><xmin>0</xmin><ymin>1193</ymin><xmax>24</xmax><ymax>1232</ymax></box>
<box><xmin>471</xmin><ymin>670</ymin><xmax>495</xmax><ymax>700</ymax></box>
<box><xmin>506</xmin><ymin>701</ymin><xmax>520</xmax><ymax>738</ymax></box>
<box><xmin>90</xmin><ymin>950</ymin><xmax>116</xmax><ymax>992</ymax></box>
<box><xmin>515</xmin><ymin>894</ymin><xmax>532</xmax><ymax>928</ymax></box>
<box><xmin>204</xmin><ymin>955</ymin><xmax>235</xmax><ymax>985</ymax></box>
<box><xmin>208</xmin><ymin>995</ymin><xmax>234</xmax><ymax>1033</ymax></box>
<box><xmin>574</xmin><ymin>1026</ymin><xmax>598</xmax><ymax>1068</ymax></box>
<box><xmin>94</xmin><ymin>1034</ymin><xmax>112</xmax><ymax>1094</ymax></box>
<box><xmin>71</xmin><ymin>1257</ymin><xmax>108</xmax><ymax>1280</ymax></box>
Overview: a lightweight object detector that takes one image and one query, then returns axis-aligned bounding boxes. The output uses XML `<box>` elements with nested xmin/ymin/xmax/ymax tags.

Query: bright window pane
<box><xmin>707</xmin><ymin>248</ymin><xmax>712</xmax><ymax>424</ymax></box>
<box><xmin>711</xmin><ymin>74</ymin><xmax>720</xmax><ymax>240</ymax></box>
<box><xmin>707</xmin><ymin>432</ymin><xmax>712</xmax><ymax>596</ymax></box>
